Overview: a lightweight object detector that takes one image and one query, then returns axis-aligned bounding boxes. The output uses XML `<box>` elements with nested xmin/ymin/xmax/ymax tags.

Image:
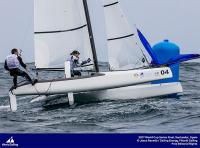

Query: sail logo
<box><xmin>2</xmin><ymin>137</ymin><xmax>18</xmax><ymax>147</ymax></box>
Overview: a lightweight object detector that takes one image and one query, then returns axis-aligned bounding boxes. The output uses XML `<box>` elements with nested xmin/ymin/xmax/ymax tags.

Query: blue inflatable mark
<box><xmin>137</xmin><ymin>28</ymin><xmax>200</xmax><ymax>66</ymax></box>
<box><xmin>166</xmin><ymin>54</ymin><xmax>200</xmax><ymax>65</ymax></box>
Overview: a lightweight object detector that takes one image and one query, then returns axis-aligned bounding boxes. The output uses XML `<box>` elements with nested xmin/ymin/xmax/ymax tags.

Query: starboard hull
<box><xmin>73</xmin><ymin>82</ymin><xmax>183</xmax><ymax>103</ymax></box>
<box><xmin>31</xmin><ymin>82</ymin><xmax>183</xmax><ymax>105</ymax></box>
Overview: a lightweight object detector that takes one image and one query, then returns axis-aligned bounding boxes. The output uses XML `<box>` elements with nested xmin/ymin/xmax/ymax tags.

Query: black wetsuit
<box><xmin>4</xmin><ymin>56</ymin><xmax>33</xmax><ymax>87</ymax></box>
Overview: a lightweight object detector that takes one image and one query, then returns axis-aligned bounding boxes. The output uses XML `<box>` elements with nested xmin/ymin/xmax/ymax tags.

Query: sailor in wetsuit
<box><xmin>4</xmin><ymin>48</ymin><xmax>36</xmax><ymax>89</ymax></box>
<box><xmin>67</xmin><ymin>50</ymin><xmax>91</xmax><ymax>77</ymax></box>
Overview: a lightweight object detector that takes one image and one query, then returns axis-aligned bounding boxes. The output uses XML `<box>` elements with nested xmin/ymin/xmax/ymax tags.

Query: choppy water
<box><xmin>0</xmin><ymin>63</ymin><xmax>200</xmax><ymax>133</ymax></box>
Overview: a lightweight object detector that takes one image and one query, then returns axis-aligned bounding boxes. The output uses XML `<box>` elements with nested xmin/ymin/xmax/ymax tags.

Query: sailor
<box><xmin>4</xmin><ymin>48</ymin><xmax>37</xmax><ymax>89</ymax></box>
<box><xmin>67</xmin><ymin>50</ymin><xmax>91</xmax><ymax>77</ymax></box>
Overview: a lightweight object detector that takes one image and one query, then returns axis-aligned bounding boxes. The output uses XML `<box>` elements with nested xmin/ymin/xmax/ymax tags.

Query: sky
<box><xmin>0</xmin><ymin>0</ymin><xmax>200</xmax><ymax>63</ymax></box>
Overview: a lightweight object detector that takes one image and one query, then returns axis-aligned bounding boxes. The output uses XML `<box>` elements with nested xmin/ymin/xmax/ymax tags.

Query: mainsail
<box><xmin>103</xmin><ymin>0</ymin><xmax>149</xmax><ymax>70</ymax></box>
<box><xmin>34</xmin><ymin>0</ymin><xmax>97</xmax><ymax>70</ymax></box>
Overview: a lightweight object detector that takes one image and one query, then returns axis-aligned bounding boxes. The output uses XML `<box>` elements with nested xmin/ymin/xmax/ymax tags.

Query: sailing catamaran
<box><xmin>8</xmin><ymin>0</ymin><xmax>199</xmax><ymax>111</ymax></box>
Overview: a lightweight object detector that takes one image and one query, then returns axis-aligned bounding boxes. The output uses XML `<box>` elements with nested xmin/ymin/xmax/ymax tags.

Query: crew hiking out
<box><xmin>4</xmin><ymin>48</ymin><xmax>37</xmax><ymax>89</ymax></box>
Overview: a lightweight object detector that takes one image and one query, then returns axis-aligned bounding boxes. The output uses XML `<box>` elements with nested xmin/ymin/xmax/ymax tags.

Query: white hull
<box><xmin>74</xmin><ymin>82</ymin><xmax>183</xmax><ymax>103</ymax></box>
<box><xmin>35</xmin><ymin>82</ymin><xmax>183</xmax><ymax>106</ymax></box>
<box><xmin>12</xmin><ymin>67</ymin><xmax>172</xmax><ymax>96</ymax></box>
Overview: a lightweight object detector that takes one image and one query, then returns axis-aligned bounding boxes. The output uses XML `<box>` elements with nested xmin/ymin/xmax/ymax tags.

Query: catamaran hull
<box><xmin>73</xmin><ymin>82</ymin><xmax>183</xmax><ymax>103</ymax></box>
<box><xmin>31</xmin><ymin>82</ymin><xmax>182</xmax><ymax>105</ymax></box>
<box><xmin>12</xmin><ymin>67</ymin><xmax>172</xmax><ymax>96</ymax></box>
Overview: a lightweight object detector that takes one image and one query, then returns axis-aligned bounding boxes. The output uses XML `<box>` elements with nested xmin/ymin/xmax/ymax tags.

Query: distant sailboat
<box><xmin>8</xmin><ymin>0</ymin><xmax>199</xmax><ymax>111</ymax></box>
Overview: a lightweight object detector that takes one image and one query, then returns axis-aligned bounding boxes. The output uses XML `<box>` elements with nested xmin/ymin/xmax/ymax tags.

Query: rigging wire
<box><xmin>26</xmin><ymin>68</ymin><xmax>53</xmax><ymax>96</ymax></box>
<box><xmin>135</xmin><ymin>41</ymin><xmax>150</xmax><ymax>67</ymax></box>
<box><xmin>133</xmin><ymin>25</ymin><xmax>150</xmax><ymax>67</ymax></box>
<box><xmin>19</xmin><ymin>18</ymin><xmax>33</xmax><ymax>58</ymax></box>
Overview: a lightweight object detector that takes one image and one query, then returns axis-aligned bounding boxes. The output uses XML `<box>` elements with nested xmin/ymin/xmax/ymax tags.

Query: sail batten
<box><xmin>108</xmin><ymin>34</ymin><xmax>134</xmax><ymax>41</ymax></box>
<box><xmin>35</xmin><ymin>24</ymin><xmax>87</xmax><ymax>34</ymax></box>
<box><xmin>104</xmin><ymin>2</ymin><xmax>119</xmax><ymax>7</ymax></box>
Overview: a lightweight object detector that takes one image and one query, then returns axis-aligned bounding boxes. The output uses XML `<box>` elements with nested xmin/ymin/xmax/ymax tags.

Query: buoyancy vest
<box><xmin>6</xmin><ymin>54</ymin><xmax>20</xmax><ymax>69</ymax></box>
<box><xmin>67</xmin><ymin>55</ymin><xmax>79</xmax><ymax>70</ymax></box>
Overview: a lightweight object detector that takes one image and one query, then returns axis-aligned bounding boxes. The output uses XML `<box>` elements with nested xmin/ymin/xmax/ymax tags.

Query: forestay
<box><xmin>103</xmin><ymin>0</ymin><xmax>149</xmax><ymax>70</ymax></box>
<box><xmin>34</xmin><ymin>0</ymin><xmax>94</xmax><ymax>69</ymax></box>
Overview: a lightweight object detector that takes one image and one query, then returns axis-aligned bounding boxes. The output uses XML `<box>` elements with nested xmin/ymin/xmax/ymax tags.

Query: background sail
<box><xmin>34</xmin><ymin>0</ymin><xmax>94</xmax><ymax>69</ymax></box>
<box><xmin>103</xmin><ymin>0</ymin><xmax>148</xmax><ymax>70</ymax></box>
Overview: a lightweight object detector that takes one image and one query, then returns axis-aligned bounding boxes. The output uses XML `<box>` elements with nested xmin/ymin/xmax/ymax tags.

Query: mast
<box><xmin>82</xmin><ymin>0</ymin><xmax>99</xmax><ymax>72</ymax></box>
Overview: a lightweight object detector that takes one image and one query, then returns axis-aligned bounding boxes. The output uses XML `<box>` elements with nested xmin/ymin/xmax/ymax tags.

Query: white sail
<box><xmin>103</xmin><ymin>0</ymin><xmax>148</xmax><ymax>70</ymax></box>
<box><xmin>34</xmin><ymin>0</ymin><xmax>94</xmax><ymax>69</ymax></box>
